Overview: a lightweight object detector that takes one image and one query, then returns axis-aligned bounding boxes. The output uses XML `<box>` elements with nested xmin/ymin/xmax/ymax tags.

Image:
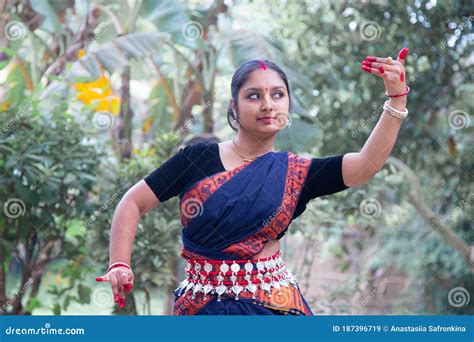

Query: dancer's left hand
<box><xmin>360</xmin><ymin>47</ymin><xmax>409</xmax><ymax>97</ymax></box>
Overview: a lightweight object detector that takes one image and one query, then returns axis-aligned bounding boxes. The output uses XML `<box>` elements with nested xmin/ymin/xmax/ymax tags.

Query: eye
<box><xmin>247</xmin><ymin>92</ymin><xmax>285</xmax><ymax>100</ymax></box>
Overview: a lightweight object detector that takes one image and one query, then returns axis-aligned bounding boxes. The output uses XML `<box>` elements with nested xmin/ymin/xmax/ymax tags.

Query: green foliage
<box><xmin>0</xmin><ymin>90</ymin><xmax>101</xmax><ymax>314</ymax></box>
<box><xmin>1</xmin><ymin>0</ymin><xmax>471</xmax><ymax>316</ymax></box>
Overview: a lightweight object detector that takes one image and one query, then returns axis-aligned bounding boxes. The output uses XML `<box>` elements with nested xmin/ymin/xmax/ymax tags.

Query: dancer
<box><xmin>96</xmin><ymin>48</ymin><xmax>409</xmax><ymax>315</ymax></box>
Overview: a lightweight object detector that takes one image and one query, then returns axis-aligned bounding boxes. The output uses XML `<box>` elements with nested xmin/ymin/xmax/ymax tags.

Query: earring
<box><xmin>232</xmin><ymin>111</ymin><xmax>240</xmax><ymax>126</ymax></box>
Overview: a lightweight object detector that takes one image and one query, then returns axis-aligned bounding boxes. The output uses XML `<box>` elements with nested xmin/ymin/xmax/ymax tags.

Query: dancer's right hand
<box><xmin>96</xmin><ymin>266</ymin><xmax>134</xmax><ymax>309</ymax></box>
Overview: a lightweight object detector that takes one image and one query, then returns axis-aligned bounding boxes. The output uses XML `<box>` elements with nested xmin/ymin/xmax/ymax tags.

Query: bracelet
<box><xmin>383</xmin><ymin>100</ymin><xmax>408</xmax><ymax>120</ymax></box>
<box><xmin>107</xmin><ymin>262</ymin><xmax>132</xmax><ymax>273</ymax></box>
<box><xmin>386</xmin><ymin>86</ymin><xmax>410</xmax><ymax>98</ymax></box>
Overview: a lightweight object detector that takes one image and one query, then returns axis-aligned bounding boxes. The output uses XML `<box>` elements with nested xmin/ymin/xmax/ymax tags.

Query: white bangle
<box><xmin>383</xmin><ymin>100</ymin><xmax>408</xmax><ymax>120</ymax></box>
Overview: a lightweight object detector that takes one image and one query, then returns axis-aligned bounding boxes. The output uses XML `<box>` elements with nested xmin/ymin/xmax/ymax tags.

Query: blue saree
<box><xmin>174</xmin><ymin>150</ymin><xmax>314</xmax><ymax>315</ymax></box>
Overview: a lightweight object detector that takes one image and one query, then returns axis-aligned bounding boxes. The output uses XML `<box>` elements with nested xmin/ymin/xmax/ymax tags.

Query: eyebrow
<box><xmin>243</xmin><ymin>86</ymin><xmax>286</xmax><ymax>92</ymax></box>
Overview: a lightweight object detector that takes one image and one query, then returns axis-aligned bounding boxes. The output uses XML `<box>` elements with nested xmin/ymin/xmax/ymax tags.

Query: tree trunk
<box><xmin>117</xmin><ymin>66</ymin><xmax>133</xmax><ymax>160</ymax></box>
<box><xmin>388</xmin><ymin>156</ymin><xmax>473</xmax><ymax>270</ymax></box>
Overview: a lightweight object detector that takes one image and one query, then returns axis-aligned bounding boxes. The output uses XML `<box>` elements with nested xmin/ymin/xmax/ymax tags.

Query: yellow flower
<box><xmin>142</xmin><ymin>117</ymin><xmax>154</xmax><ymax>134</ymax></box>
<box><xmin>77</xmin><ymin>49</ymin><xmax>86</xmax><ymax>60</ymax></box>
<box><xmin>73</xmin><ymin>75</ymin><xmax>110</xmax><ymax>94</ymax></box>
<box><xmin>95</xmin><ymin>96</ymin><xmax>120</xmax><ymax>115</ymax></box>
<box><xmin>76</xmin><ymin>89</ymin><xmax>103</xmax><ymax>105</ymax></box>
<box><xmin>72</xmin><ymin>75</ymin><xmax>119</xmax><ymax>115</ymax></box>
<box><xmin>1</xmin><ymin>100</ymin><xmax>11</xmax><ymax>111</ymax></box>
<box><xmin>55</xmin><ymin>274</ymin><xmax>64</xmax><ymax>285</ymax></box>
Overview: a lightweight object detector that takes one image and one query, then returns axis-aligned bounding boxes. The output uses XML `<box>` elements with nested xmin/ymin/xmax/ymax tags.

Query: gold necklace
<box><xmin>231</xmin><ymin>137</ymin><xmax>275</xmax><ymax>162</ymax></box>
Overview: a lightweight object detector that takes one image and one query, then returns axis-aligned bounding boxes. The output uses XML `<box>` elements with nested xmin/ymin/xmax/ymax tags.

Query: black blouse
<box><xmin>144</xmin><ymin>142</ymin><xmax>349</xmax><ymax>235</ymax></box>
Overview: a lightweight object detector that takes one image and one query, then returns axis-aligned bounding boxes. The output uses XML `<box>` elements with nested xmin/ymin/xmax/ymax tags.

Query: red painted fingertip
<box><xmin>398</xmin><ymin>47</ymin><xmax>409</xmax><ymax>60</ymax></box>
<box><xmin>378</xmin><ymin>65</ymin><xmax>385</xmax><ymax>74</ymax></box>
<box><xmin>119</xmin><ymin>299</ymin><xmax>125</xmax><ymax>308</ymax></box>
<box><xmin>361</xmin><ymin>65</ymin><xmax>371</xmax><ymax>73</ymax></box>
<box><xmin>95</xmin><ymin>277</ymin><xmax>103</xmax><ymax>282</ymax></box>
<box><xmin>362</xmin><ymin>61</ymin><xmax>372</xmax><ymax>67</ymax></box>
<box><xmin>365</xmin><ymin>56</ymin><xmax>377</xmax><ymax>62</ymax></box>
<box><xmin>124</xmin><ymin>284</ymin><xmax>132</xmax><ymax>292</ymax></box>
<box><xmin>400</xmin><ymin>73</ymin><xmax>405</xmax><ymax>82</ymax></box>
<box><xmin>114</xmin><ymin>294</ymin><xmax>119</xmax><ymax>303</ymax></box>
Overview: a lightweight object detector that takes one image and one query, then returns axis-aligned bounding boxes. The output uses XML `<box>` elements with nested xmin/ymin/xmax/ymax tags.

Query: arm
<box><xmin>96</xmin><ymin>180</ymin><xmax>159</xmax><ymax>308</ymax></box>
<box><xmin>343</xmin><ymin>47</ymin><xmax>409</xmax><ymax>187</ymax></box>
<box><xmin>342</xmin><ymin>97</ymin><xmax>406</xmax><ymax>187</ymax></box>
<box><xmin>109</xmin><ymin>180</ymin><xmax>160</xmax><ymax>265</ymax></box>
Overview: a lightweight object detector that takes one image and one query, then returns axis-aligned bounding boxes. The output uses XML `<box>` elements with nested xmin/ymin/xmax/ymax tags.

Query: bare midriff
<box><xmin>253</xmin><ymin>239</ymin><xmax>280</xmax><ymax>259</ymax></box>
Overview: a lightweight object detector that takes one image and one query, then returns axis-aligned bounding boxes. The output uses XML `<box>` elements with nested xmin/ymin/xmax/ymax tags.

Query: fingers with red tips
<box><xmin>114</xmin><ymin>294</ymin><xmax>119</xmax><ymax>303</ymax></box>
<box><xmin>362</xmin><ymin>61</ymin><xmax>372</xmax><ymax>67</ymax></box>
<box><xmin>400</xmin><ymin>73</ymin><xmax>405</xmax><ymax>82</ymax></box>
<box><xmin>378</xmin><ymin>65</ymin><xmax>385</xmax><ymax>74</ymax></box>
<box><xmin>123</xmin><ymin>284</ymin><xmax>132</xmax><ymax>292</ymax></box>
<box><xmin>398</xmin><ymin>48</ymin><xmax>408</xmax><ymax>60</ymax></box>
<box><xmin>365</xmin><ymin>56</ymin><xmax>377</xmax><ymax>62</ymax></box>
<box><xmin>361</xmin><ymin>65</ymin><xmax>372</xmax><ymax>73</ymax></box>
<box><xmin>96</xmin><ymin>274</ymin><xmax>110</xmax><ymax>282</ymax></box>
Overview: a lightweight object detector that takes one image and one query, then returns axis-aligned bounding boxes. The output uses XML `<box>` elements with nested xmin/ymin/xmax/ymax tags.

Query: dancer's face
<box><xmin>231</xmin><ymin>69</ymin><xmax>290</xmax><ymax>136</ymax></box>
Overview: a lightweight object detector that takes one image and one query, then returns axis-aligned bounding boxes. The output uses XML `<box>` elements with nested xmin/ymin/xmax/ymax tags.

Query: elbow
<box><xmin>345</xmin><ymin>166</ymin><xmax>380</xmax><ymax>188</ymax></box>
<box><xmin>119</xmin><ymin>196</ymin><xmax>146</xmax><ymax>217</ymax></box>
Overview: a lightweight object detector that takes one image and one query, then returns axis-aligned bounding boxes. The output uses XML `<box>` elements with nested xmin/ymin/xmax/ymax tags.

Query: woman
<box><xmin>96</xmin><ymin>50</ymin><xmax>410</xmax><ymax>315</ymax></box>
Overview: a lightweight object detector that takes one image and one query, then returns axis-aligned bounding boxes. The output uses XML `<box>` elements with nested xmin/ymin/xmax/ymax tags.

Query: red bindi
<box><xmin>259</xmin><ymin>60</ymin><xmax>267</xmax><ymax>70</ymax></box>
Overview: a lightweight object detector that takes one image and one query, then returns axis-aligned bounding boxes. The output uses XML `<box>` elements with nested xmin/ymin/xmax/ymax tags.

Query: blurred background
<box><xmin>0</xmin><ymin>0</ymin><xmax>472</xmax><ymax>315</ymax></box>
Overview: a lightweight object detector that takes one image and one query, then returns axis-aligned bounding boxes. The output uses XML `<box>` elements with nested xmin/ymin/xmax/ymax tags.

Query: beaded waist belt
<box><xmin>175</xmin><ymin>251</ymin><xmax>298</xmax><ymax>302</ymax></box>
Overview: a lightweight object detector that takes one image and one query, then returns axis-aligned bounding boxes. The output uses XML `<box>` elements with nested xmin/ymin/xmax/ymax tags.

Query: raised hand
<box><xmin>361</xmin><ymin>47</ymin><xmax>409</xmax><ymax>97</ymax></box>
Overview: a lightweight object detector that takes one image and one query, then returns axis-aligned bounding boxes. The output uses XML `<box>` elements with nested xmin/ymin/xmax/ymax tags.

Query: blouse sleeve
<box><xmin>303</xmin><ymin>154</ymin><xmax>349</xmax><ymax>199</ymax></box>
<box><xmin>143</xmin><ymin>145</ymin><xmax>197</xmax><ymax>202</ymax></box>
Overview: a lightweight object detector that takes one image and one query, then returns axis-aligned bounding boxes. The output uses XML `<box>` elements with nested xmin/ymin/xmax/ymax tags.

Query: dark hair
<box><xmin>227</xmin><ymin>59</ymin><xmax>292</xmax><ymax>131</ymax></box>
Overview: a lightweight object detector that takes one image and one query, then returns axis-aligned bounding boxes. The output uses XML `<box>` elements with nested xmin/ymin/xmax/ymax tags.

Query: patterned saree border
<box><xmin>221</xmin><ymin>152</ymin><xmax>311</xmax><ymax>259</ymax></box>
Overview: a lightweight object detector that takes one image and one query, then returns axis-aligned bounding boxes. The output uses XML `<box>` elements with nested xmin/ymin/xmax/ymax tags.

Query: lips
<box><xmin>258</xmin><ymin>116</ymin><xmax>274</xmax><ymax>120</ymax></box>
